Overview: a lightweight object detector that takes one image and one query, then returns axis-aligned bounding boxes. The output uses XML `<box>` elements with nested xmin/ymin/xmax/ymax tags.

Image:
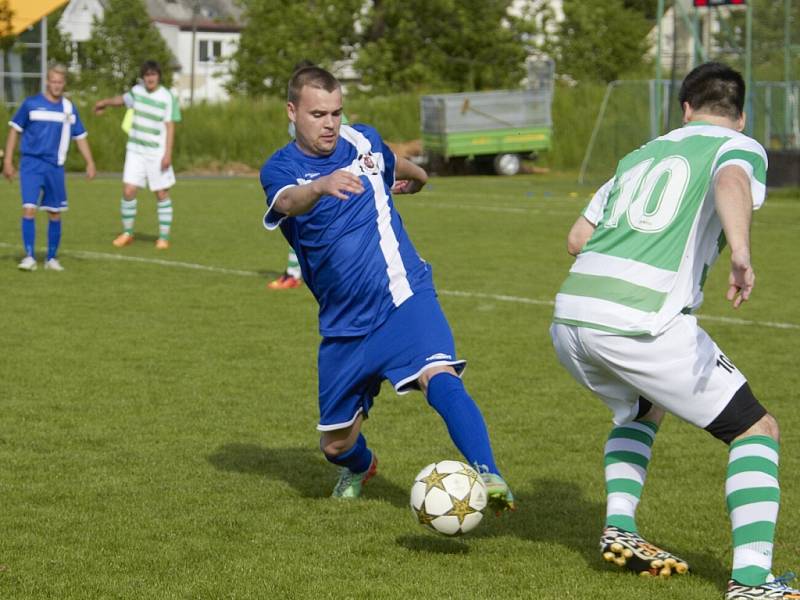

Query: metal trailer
<box><xmin>420</xmin><ymin>71</ymin><xmax>554</xmax><ymax>176</ymax></box>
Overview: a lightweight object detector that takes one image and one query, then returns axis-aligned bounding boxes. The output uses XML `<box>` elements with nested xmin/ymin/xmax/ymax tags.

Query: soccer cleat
<box><xmin>480</xmin><ymin>472</ymin><xmax>516</xmax><ymax>514</ymax></box>
<box><xmin>112</xmin><ymin>232</ymin><xmax>134</xmax><ymax>247</ymax></box>
<box><xmin>155</xmin><ymin>238</ymin><xmax>170</xmax><ymax>250</ymax></box>
<box><xmin>331</xmin><ymin>454</ymin><xmax>378</xmax><ymax>499</ymax></box>
<box><xmin>44</xmin><ymin>258</ymin><xmax>64</xmax><ymax>271</ymax></box>
<box><xmin>600</xmin><ymin>525</ymin><xmax>689</xmax><ymax>577</ymax></box>
<box><xmin>726</xmin><ymin>573</ymin><xmax>800</xmax><ymax>599</ymax></box>
<box><xmin>267</xmin><ymin>274</ymin><xmax>303</xmax><ymax>290</ymax></box>
<box><xmin>17</xmin><ymin>256</ymin><xmax>37</xmax><ymax>271</ymax></box>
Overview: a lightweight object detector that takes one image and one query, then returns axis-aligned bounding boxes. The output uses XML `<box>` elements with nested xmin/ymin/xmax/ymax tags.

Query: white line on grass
<box><xmin>3</xmin><ymin>242</ymin><xmax>797</xmax><ymax>330</ymax></box>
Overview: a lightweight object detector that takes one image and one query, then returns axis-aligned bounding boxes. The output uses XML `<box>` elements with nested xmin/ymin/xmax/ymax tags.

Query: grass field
<box><xmin>1</xmin><ymin>173</ymin><xmax>798</xmax><ymax>599</ymax></box>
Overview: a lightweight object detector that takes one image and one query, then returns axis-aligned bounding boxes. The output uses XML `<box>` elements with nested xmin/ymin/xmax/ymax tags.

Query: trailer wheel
<box><xmin>493</xmin><ymin>153</ymin><xmax>521</xmax><ymax>176</ymax></box>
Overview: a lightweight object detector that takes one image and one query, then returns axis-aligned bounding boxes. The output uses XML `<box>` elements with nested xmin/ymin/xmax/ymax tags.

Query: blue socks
<box><xmin>22</xmin><ymin>216</ymin><xmax>35</xmax><ymax>257</ymax></box>
<box><xmin>47</xmin><ymin>219</ymin><xmax>61</xmax><ymax>260</ymax></box>
<box><xmin>324</xmin><ymin>433</ymin><xmax>373</xmax><ymax>474</ymax></box>
<box><xmin>426</xmin><ymin>372</ymin><xmax>499</xmax><ymax>475</ymax></box>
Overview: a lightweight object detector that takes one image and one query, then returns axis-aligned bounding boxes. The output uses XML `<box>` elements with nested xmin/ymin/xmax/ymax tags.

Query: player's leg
<box><xmin>268</xmin><ymin>249</ymin><xmax>303</xmax><ymax>289</ymax></box>
<box><xmin>18</xmin><ymin>159</ymin><xmax>42</xmax><ymax>270</ymax></box>
<box><xmin>41</xmin><ymin>165</ymin><xmax>67</xmax><ymax>271</ymax></box>
<box><xmin>378</xmin><ymin>291</ymin><xmax>514</xmax><ymax>512</ymax></box>
<box><xmin>19</xmin><ymin>205</ymin><xmax>37</xmax><ymax>271</ymax></box>
<box><xmin>154</xmin><ymin>187</ymin><xmax>173</xmax><ymax>249</ymax></box>
<box><xmin>320</xmin><ymin>414</ymin><xmax>377</xmax><ymax>499</ymax></box>
<box><xmin>317</xmin><ymin>336</ymin><xmax>378</xmax><ymax>498</ymax></box>
<box><xmin>147</xmin><ymin>156</ymin><xmax>176</xmax><ymax>249</ymax></box>
<box><xmin>705</xmin><ymin>386</ymin><xmax>799</xmax><ymax>598</ymax></box>
<box><xmin>551</xmin><ymin>322</ymin><xmax>689</xmax><ymax>576</ymax></box>
<box><xmin>114</xmin><ymin>152</ymin><xmax>144</xmax><ymax>247</ymax></box>
<box><xmin>417</xmin><ymin>365</ymin><xmax>515</xmax><ymax>513</ymax></box>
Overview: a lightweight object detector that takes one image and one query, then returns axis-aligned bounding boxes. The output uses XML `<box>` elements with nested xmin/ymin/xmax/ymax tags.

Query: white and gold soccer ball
<box><xmin>409</xmin><ymin>460</ymin><xmax>488</xmax><ymax>536</ymax></box>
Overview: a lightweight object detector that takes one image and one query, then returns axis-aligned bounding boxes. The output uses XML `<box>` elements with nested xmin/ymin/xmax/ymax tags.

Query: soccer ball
<box><xmin>409</xmin><ymin>460</ymin><xmax>487</xmax><ymax>536</ymax></box>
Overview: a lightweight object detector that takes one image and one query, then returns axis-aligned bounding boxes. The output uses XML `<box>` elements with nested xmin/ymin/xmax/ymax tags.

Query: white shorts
<box><xmin>123</xmin><ymin>152</ymin><xmax>176</xmax><ymax>192</ymax></box>
<box><xmin>550</xmin><ymin>314</ymin><xmax>746</xmax><ymax>428</ymax></box>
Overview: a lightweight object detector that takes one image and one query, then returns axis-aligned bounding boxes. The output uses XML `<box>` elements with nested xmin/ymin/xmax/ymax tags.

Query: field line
<box><xmin>3</xmin><ymin>241</ymin><xmax>797</xmax><ymax>330</ymax></box>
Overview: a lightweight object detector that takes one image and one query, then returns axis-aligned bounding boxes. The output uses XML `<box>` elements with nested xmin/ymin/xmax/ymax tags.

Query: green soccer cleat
<box><xmin>331</xmin><ymin>454</ymin><xmax>378</xmax><ymax>499</ymax></box>
<box><xmin>600</xmin><ymin>525</ymin><xmax>689</xmax><ymax>577</ymax></box>
<box><xmin>480</xmin><ymin>472</ymin><xmax>516</xmax><ymax>514</ymax></box>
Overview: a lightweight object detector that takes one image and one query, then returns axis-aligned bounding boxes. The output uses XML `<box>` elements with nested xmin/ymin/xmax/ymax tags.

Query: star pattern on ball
<box><xmin>457</xmin><ymin>464</ymin><xmax>480</xmax><ymax>488</ymax></box>
<box><xmin>416</xmin><ymin>504</ymin><xmax>437</xmax><ymax>527</ymax></box>
<box><xmin>448</xmin><ymin>495</ymin><xmax>478</xmax><ymax>525</ymax></box>
<box><xmin>421</xmin><ymin>468</ymin><xmax>448</xmax><ymax>493</ymax></box>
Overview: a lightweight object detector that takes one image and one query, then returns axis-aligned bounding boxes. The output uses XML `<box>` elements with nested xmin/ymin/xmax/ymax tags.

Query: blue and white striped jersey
<box><xmin>261</xmin><ymin>124</ymin><xmax>434</xmax><ymax>337</ymax></box>
<box><xmin>9</xmin><ymin>93</ymin><xmax>86</xmax><ymax>166</ymax></box>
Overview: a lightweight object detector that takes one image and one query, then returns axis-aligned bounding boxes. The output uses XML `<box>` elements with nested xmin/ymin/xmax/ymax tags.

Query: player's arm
<box><xmin>392</xmin><ymin>157</ymin><xmax>428</xmax><ymax>194</ymax></box>
<box><xmin>162</xmin><ymin>121</ymin><xmax>175</xmax><ymax>170</ymax></box>
<box><xmin>3</xmin><ymin>128</ymin><xmax>18</xmax><ymax>181</ymax></box>
<box><xmin>273</xmin><ymin>170</ymin><xmax>365</xmax><ymax>217</ymax></box>
<box><xmin>75</xmin><ymin>137</ymin><xmax>96</xmax><ymax>180</ymax></box>
<box><xmin>566</xmin><ymin>177</ymin><xmax>613</xmax><ymax>256</ymax></box>
<box><xmin>93</xmin><ymin>95</ymin><xmax>125</xmax><ymax>115</ymax></box>
<box><xmin>567</xmin><ymin>216</ymin><xmax>596</xmax><ymax>256</ymax></box>
<box><xmin>714</xmin><ymin>165</ymin><xmax>755</xmax><ymax>309</ymax></box>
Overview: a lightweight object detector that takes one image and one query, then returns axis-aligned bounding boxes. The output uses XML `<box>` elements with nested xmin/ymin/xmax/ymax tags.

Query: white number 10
<box><xmin>604</xmin><ymin>155</ymin><xmax>691</xmax><ymax>233</ymax></box>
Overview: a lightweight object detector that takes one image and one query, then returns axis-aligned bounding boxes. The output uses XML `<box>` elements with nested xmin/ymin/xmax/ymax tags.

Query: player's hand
<box><xmin>161</xmin><ymin>156</ymin><xmax>172</xmax><ymax>171</ymax></box>
<box><xmin>392</xmin><ymin>178</ymin><xmax>425</xmax><ymax>195</ymax></box>
<box><xmin>86</xmin><ymin>162</ymin><xmax>96</xmax><ymax>180</ymax></box>
<box><xmin>93</xmin><ymin>100</ymin><xmax>106</xmax><ymax>115</ymax></box>
<box><xmin>3</xmin><ymin>161</ymin><xmax>14</xmax><ymax>182</ymax></box>
<box><xmin>727</xmin><ymin>250</ymin><xmax>755</xmax><ymax>309</ymax></box>
<box><xmin>314</xmin><ymin>170</ymin><xmax>364</xmax><ymax>200</ymax></box>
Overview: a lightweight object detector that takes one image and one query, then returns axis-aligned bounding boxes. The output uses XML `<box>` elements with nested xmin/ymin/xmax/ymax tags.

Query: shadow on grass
<box><xmin>207</xmin><ymin>443</ymin><xmax>408</xmax><ymax>507</ymax></box>
<box><xmin>396</xmin><ymin>534</ymin><xmax>471</xmax><ymax>555</ymax></box>
<box><xmin>480</xmin><ymin>477</ymin><xmax>727</xmax><ymax>586</ymax></box>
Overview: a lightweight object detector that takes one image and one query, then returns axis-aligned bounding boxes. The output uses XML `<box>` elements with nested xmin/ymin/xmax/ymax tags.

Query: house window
<box><xmin>198</xmin><ymin>40</ymin><xmax>223</xmax><ymax>63</ymax></box>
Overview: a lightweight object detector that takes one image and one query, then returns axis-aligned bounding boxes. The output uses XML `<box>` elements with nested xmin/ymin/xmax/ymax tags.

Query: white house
<box><xmin>58</xmin><ymin>0</ymin><xmax>243</xmax><ymax>103</ymax></box>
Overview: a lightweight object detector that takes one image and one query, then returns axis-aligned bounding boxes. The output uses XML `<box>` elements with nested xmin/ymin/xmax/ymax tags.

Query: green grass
<box><xmin>0</xmin><ymin>174</ymin><xmax>798</xmax><ymax>599</ymax></box>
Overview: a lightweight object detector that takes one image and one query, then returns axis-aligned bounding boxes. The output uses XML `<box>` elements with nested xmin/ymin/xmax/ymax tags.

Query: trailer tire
<box><xmin>493</xmin><ymin>153</ymin><xmax>521</xmax><ymax>176</ymax></box>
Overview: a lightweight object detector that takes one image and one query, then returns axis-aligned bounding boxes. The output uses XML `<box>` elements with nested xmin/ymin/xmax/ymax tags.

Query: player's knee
<box><xmin>419</xmin><ymin>366</ymin><xmax>458</xmax><ymax>396</ymax></box>
<box><xmin>320</xmin><ymin>437</ymin><xmax>352</xmax><ymax>457</ymax></box>
<box><xmin>705</xmin><ymin>382</ymin><xmax>773</xmax><ymax>444</ymax></box>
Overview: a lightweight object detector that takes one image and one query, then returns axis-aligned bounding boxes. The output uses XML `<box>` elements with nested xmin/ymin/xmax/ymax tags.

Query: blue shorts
<box><xmin>317</xmin><ymin>290</ymin><xmax>466</xmax><ymax>431</ymax></box>
<box><xmin>20</xmin><ymin>156</ymin><xmax>67</xmax><ymax>212</ymax></box>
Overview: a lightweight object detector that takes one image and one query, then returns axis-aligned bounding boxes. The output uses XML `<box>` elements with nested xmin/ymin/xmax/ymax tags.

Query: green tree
<box><xmin>714</xmin><ymin>0</ymin><xmax>800</xmax><ymax>81</ymax></box>
<box><xmin>228</xmin><ymin>0</ymin><xmax>361</xmax><ymax>97</ymax></box>
<box><xmin>0</xmin><ymin>0</ymin><xmax>13</xmax><ymax>48</ymax></box>
<box><xmin>47</xmin><ymin>6</ymin><xmax>74</xmax><ymax>68</ymax></box>
<box><xmin>79</xmin><ymin>0</ymin><xmax>173</xmax><ymax>93</ymax></box>
<box><xmin>356</xmin><ymin>0</ymin><xmax>532</xmax><ymax>94</ymax></box>
<box><xmin>547</xmin><ymin>0</ymin><xmax>651</xmax><ymax>83</ymax></box>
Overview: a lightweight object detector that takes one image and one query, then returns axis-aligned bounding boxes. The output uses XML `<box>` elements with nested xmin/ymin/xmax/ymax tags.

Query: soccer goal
<box><xmin>578</xmin><ymin>79</ymin><xmax>799</xmax><ymax>185</ymax></box>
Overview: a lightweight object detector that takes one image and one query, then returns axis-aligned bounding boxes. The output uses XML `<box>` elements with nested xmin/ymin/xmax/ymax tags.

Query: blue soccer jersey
<box><xmin>9</xmin><ymin>93</ymin><xmax>87</xmax><ymax>166</ymax></box>
<box><xmin>261</xmin><ymin>124</ymin><xmax>435</xmax><ymax>337</ymax></box>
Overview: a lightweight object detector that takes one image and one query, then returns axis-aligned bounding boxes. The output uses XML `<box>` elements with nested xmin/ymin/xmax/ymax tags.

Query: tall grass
<box><xmin>0</xmin><ymin>87</ymin><xmax>627</xmax><ymax>173</ymax></box>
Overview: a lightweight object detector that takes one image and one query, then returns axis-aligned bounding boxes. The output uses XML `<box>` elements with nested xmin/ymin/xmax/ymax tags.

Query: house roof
<box><xmin>143</xmin><ymin>0</ymin><xmax>243</xmax><ymax>31</ymax></box>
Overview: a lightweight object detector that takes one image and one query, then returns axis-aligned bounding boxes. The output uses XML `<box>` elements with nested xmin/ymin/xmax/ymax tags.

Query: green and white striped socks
<box><xmin>726</xmin><ymin>435</ymin><xmax>780</xmax><ymax>586</ymax></box>
<box><xmin>286</xmin><ymin>249</ymin><xmax>301</xmax><ymax>279</ymax></box>
<box><xmin>604</xmin><ymin>420</ymin><xmax>658</xmax><ymax>533</ymax></box>
<box><xmin>121</xmin><ymin>198</ymin><xmax>137</xmax><ymax>234</ymax></box>
<box><xmin>157</xmin><ymin>198</ymin><xmax>173</xmax><ymax>240</ymax></box>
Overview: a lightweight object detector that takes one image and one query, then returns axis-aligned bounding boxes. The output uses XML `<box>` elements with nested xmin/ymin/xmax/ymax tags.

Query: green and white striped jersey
<box><xmin>123</xmin><ymin>84</ymin><xmax>181</xmax><ymax>157</ymax></box>
<box><xmin>553</xmin><ymin>122</ymin><xmax>767</xmax><ymax>336</ymax></box>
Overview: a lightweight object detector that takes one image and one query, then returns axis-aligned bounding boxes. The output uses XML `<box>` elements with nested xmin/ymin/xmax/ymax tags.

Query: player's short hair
<box><xmin>140</xmin><ymin>60</ymin><xmax>162</xmax><ymax>80</ymax></box>
<box><xmin>678</xmin><ymin>62</ymin><xmax>745</xmax><ymax>120</ymax></box>
<box><xmin>47</xmin><ymin>63</ymin><xmax>68</xmax><ymax>79</ymax></box>
<box><xmin>288</xmin><ymin>66</ymin><xmax>340</xmax><ymax>105</ymax></box>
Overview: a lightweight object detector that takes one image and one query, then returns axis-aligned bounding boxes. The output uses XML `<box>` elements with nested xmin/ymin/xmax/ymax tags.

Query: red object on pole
<box><xmin>693</xmin><ymin>0</ymin><xmax>746</xmax><ymax>6</ymax></box>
